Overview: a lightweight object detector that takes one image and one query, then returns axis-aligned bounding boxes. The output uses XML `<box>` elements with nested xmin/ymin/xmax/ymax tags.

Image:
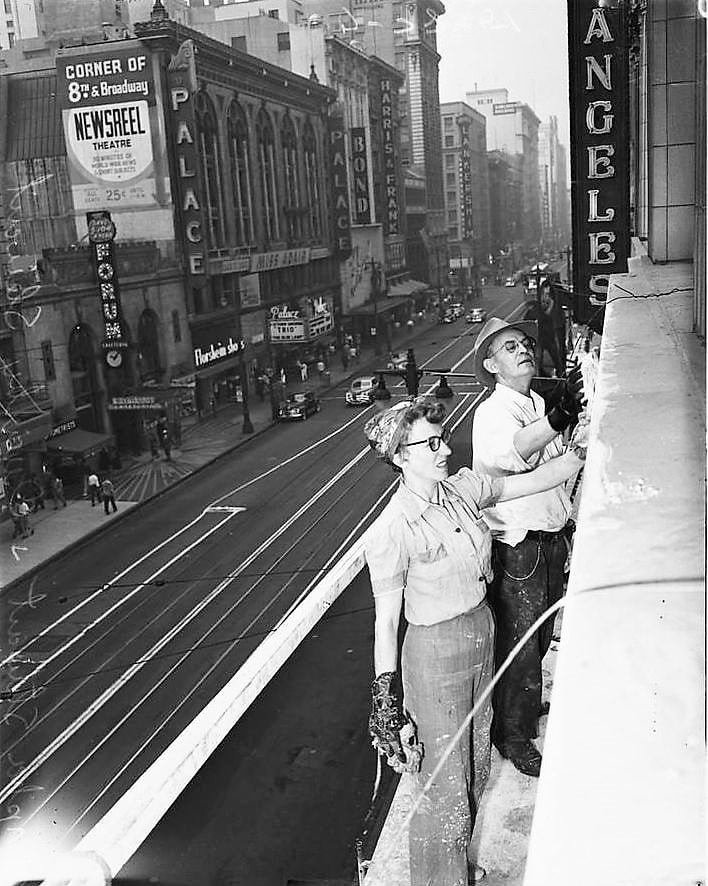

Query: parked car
<box><xmin>277</xmin><ymin>390</ymin><xmax>320</xmax><ymax>421</ymax></box>
<box><xmin>504</xmin><ymin>277</ymin><xmax>517</xmax><ymax>287</ymax></box>
<box><xmin>465</xmin><ymin>308</ymin><xmax>487</xmax><ymax>324</ymax></box>
<box><xmin>345</xmin><ymin>375</ymin><xmax>377</xmax><ymax>406</ymax></box>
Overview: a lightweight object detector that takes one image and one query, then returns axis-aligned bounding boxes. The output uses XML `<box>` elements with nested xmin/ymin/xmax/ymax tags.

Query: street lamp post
<box><xmin>236</xmin><ymin>294</ymin><xmax>254</xmax><ymax>435</ymax></box>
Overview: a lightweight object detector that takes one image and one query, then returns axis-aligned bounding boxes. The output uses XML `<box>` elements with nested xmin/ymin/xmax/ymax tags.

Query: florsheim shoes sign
<box><xmin>567</xmin><ymin>0</ymin><xmax>630</xmax><ymax>328</ymax></box>
<box><xmin>56</xmin><ymin>43</ymin><xmax>160</xmax><ymax>212</ymax></box>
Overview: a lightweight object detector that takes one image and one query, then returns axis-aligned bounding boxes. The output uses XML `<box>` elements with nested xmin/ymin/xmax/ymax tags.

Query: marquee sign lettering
<box><xmin>351</xmin><ymin>128</ymin><xmax>371</xmax><ymax>225</ymax></box>
<box><xmin>459</xmin><ymin>122</ymin><xmax>474</xmax><ymax>240</ymax></box>
<box><xmin>168</xmin><ymin>47</ymin><xmax>207</xmax><ymax>283</ymax></box>
<box><xmin>381</xmin><ymin>78</ymin><xmax>400</xmax><ymax>235</ymax></box>
<box><xmin>568</xmin><ymin>0</ymin><xmax>629</xmax><ymax>326</ymax></box>
<box><xmin>330</xmin><ymin>115</ymin><xmax>352</xmax><ymax>256</ymax></box>
<box><xmin>86</xmin><ymin>210</ymin><xmax>128</xmax><ymax>367</ymax></box>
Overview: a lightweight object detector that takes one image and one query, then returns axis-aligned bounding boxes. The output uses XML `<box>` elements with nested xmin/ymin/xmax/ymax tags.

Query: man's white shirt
<box><xmin>472</xmin><ymin>384</ymin><xmax>571</xmax><ymax>546</ymax></box>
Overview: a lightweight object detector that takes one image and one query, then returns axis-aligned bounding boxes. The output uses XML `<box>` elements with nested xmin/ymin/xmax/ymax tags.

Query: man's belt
<box><xmin>525</xmin><ymin>520</ymin><xmax>575</xmax><ymax>544</ymax></box>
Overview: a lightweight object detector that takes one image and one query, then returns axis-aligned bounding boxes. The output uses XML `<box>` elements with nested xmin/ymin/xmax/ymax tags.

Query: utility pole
<box><xmin>236</xmin><ymin>293</ymin><xmax>254</xmax><ymax>434</ymax></box>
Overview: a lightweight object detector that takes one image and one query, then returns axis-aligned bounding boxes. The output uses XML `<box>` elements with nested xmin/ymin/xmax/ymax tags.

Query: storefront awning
<box><xmin>345</xmin><ymin>295</ymin><xmax>411</xmax><ymax>317</ymax></box>
<box><xmin>46</xmin><ymin>428</ymin><xmax>114</xmax><ymax>458</ymax></box>
<box><xmin>387</xmin><ymin>279</ymin><xmax>428</xmax><ymax>297</ymax></box>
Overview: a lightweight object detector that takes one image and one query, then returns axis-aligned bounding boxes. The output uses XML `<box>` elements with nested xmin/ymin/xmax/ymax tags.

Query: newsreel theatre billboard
<box><xmin>568</xmin><ymin>0</ymin><xmax>630</xmax><ymax>329</ymax></box>
<box><xmin>56</xmin><ymin>44</ymin><xmax>166</xmax><ymax>212</ymax></box>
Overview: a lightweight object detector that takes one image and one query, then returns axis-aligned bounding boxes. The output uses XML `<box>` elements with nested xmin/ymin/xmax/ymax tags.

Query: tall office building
<box><xmin>440</xmin><ymin>101</ymin><xmax>490</xmax><ymax>288</ymax></box>
<box><xmin>466</xmin><ymin>86</ymin><xmax>542</xmax><ymax>251</ymax></box>
<box><xmin>0</xmin><ymin>0</ymin><xmax>38</xmax><ymax>49</ymax></box>
<box><xmin>301</xmin><ymin>0</ymin><xmax>448</xmax><ymax>288</ymax></box>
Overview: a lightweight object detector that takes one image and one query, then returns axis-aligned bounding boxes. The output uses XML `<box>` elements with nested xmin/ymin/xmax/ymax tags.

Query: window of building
<box><xmin>281</xmin><ymin>114</ymin><xmax>302</xmax><ymax>244</ymax></box>
<box><xmin>195</xmin><ymin>91</ymin><xmax>225</xmax><ymax>251</ymax></box>
<box><xmin>227</xmin><ymin>101</ymin><xmax>254</xmax><ymax>246</ymax></box>
<box><xmin>445</xmin><ymin>154</ymin><xmax>455</xmax><ymax>168</ymax></box>
<box><xmin>277</xmin><ymin>32</ymin><xmax>290</xmax><ymax>51</ymax></box>
<box><xmin>444</xmin><ymin>135</ymin><xmax>454</xmax><ymax>147</ymax></box>
<box><xmin>443</xmin><ymin>116</ymin><xmax>453</xmax><ymax>129</ymax></box>
<box><xmin>231</xmin><ymin>35</ymin><xmax>247</xmax><ymax>52</ymax></box>
<box><xmin>268</xmin><ymin>8</ymin><xmax>279</xmax><ymax>17</ymax></box>
<box><xmin>41</xmin><ymin>340</ymin><xmax>55</xmax><ymax>381</ymax></box>
<box><xmin>137</xmin><ymin>310</ymin><xmax>161</xmax><ymax>381</ymax></box>
<box><xmin>68</xmin><ymin>325</ymin><xmax>101</xmax><ymax>431</ymax></box>
<box><xmin>172</xmin><ymin>309</ymin><xmax>181</xmax><ymax>342</ymax></box>
<box><xmin>303</xmin><ymin>120</ymin><xmax>321</xmax><ymax>240</ymax></box>
<box><xmin>447</xmin><ymin>209</ymin><xmax>457</xmax><ymax>223</ymax></box>
<box><xmin>446</xmin><ymin>172</ymin><xmax>456</xmax><ymax>187</ymax></box>
<box><xmin>446</xmin><ymin>190</ymin><xmax>456</xmax><ymax>203</ymax></box>
<box><xmin>256</xmin><ymin>108</ymin><xmax>280</xmax><ymax>242</ymax></box>
<box><xmin>448</xmin><ymin>225</ymin><xmax>458</xmax><ymax>239</ymax></box>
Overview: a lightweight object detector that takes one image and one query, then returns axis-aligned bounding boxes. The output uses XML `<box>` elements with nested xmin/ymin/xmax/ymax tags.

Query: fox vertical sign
<box><xmin>567</xmin><ymin>0</ymin><xmax>630</xmax><ymax>328</ymax></box>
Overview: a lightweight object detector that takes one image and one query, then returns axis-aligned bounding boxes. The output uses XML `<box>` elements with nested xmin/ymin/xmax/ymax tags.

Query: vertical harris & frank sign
<box><xmin>567</xmin><ymin>0</ymin><xmax>629</xmax><ymax>327</ymax></box>
<box><xmin>56</xmin><ymin>43</ymin><xmax>165</xmax><ymax>212</ymax></box>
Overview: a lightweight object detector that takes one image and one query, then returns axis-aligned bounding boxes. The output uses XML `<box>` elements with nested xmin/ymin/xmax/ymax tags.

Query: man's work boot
<box><xmin>496</xmin><ymin>739</ymin><xmax>542</xmax><ymax>778</ymax></box>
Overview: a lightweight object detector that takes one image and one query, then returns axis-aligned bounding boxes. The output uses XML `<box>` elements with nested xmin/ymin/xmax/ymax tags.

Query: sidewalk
<box><xmin>0</xmin><ymin>317</ymin><xmax>439</xmax><ymax>591</ymax></box>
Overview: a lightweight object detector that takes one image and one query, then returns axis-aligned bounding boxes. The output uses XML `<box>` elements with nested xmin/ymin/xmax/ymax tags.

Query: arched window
<box><xmin>68</xmin><ymin>324</ymin><xmax>101</xmax><ymax>431</ymax></box>
<box><xmin>137</xmin><ymin>309</ymin><xmax>161</xmax><ymax>381</ymax></box>
<box><xmin>303</xmin><ymin>121</ymin><xmax>322</xmax><ymax>240</ymax></box>
<box><xmin>195</xmin><ymin>91</ymin><xmax>225</xmax><ymax>250</ymax></box>
<box><xmin>281</xmin><ymin>114</ymin><xmax>301</xmax><ymax>243</ymax></box>
<box><xmin>256</xmin><ymin>108</ymin><xmax>280</xmax><ymax>243</ymax></box>
<box><xmin>227</xmin><ymin>102</ymin><xmax>254</xmax><ymax>246</ymax></box>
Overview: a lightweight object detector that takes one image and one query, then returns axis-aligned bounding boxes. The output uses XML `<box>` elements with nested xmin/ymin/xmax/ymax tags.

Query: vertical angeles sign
<box><xmin>568</xmin><ymin>0</ymin><xmax>629</xmax><ymax>327</ymax></box>
<box><xmin>168</xmin><ymin>41</ymin><xmax>207</xmax><ymax>282</ymax></box>
<box><xmin>351</xmin><ymin>127</ymin><xmax>372</xmax><ymax>225</ymax></box>
<box><xmin>330</xmin><ymin>112</ymin><xmax>352</xmax><ymax>256</ymax></box>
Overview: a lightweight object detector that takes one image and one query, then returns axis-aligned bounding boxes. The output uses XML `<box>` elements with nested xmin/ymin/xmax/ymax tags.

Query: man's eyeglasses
<box><xmin>402</xmin><ymin>427</ymin><xmax>451</xmax><ymax>452</ymax></box>
<box><xmin>487</xmin><ymin>336</ymin><xmax>537</xmax><ymax>360</ymax></box>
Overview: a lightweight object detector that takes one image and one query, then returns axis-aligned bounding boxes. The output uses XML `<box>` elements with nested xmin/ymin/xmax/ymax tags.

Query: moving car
<box><xmin>387</xmin><ymin>350</ymin><xmax>408</xmax><ymax>370</ymax></box>
<box><xmin>345</xmin><ymin>375</ymin><xmax>377</xmax><ymax>406</ymax></box>
<box><xmin>504</xmin><ymin>277</ymin><xmax>516</xmax><ymax>287</ymax></box>
<box><xmin>465</xmin><ymin>307</ymin><xmax>487</xmax><ymax>324</ymax></box>
<box><xmin>277</xmin><ymin>390</ymin><xmax>320</xmax><ymax>421</ymax></box>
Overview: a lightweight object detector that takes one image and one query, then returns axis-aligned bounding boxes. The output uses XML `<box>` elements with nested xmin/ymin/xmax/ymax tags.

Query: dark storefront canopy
<box><xmin>46</xmin><ymin>428</ymin><xmax>114</xmax><ymax>458</ymax></box>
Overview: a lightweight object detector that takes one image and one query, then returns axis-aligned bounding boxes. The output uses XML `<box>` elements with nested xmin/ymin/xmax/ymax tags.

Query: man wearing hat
<box><xmin>471</xmin><ymin>318</ymin><xmax>583</xmax><ymax>778</ymax></box>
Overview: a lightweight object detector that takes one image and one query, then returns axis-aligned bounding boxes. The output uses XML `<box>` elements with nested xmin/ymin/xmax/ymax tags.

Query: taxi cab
<box><xmin>345</xmin><ymin>375</ymin><xmax>377</xmax><ymax>406</ymax></box>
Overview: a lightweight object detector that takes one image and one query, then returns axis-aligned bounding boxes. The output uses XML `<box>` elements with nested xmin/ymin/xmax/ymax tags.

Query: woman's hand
<box><xmin>369</xmin><ymin>672</ymin><xmax>423</xmax><ymax>773</ymax></box>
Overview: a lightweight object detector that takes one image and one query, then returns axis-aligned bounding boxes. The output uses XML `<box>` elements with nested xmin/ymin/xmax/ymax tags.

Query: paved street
<box><xmin>0</xmin><ymin>289</ymin><xmax>531</xmax><ymax>883</ymax></box>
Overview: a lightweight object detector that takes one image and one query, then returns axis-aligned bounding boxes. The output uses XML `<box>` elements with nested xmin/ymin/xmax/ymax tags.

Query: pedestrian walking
<box><xmin>87</xmin><ymin>471</ymin><xmax>101</xmax><ymax>506</ymax></box>
<box><xmin>52</xmin><ymin>475</ymin><xmax>67</xmax><ymax>508</ymax></box>
<box><xmin>280</xmin><ymin>367</ymin><xmax>287</xmax><ymax>385</ymax></box>
<box><xmin>471</xmin><ymin>318</ymin><xmax>584</xmax><ymax>778</ymax></box>
<box><xmin>363</xmin><ymin>398</ymin><xmax>583</xmax><ymax>886</ymax></box>
<box><xmin>13</xmin><ymin>496</ymin><xmax>33</xmax><ymax>538</ymax></box>
<box><xmin>299</xmin><ymin>360</ymin><xmax>309</xmax><ymax>382</ymax></box>
<box><xmin>316</xmin><ymin>359</ymin><xmax>325</xmax><ymax>379</ymax></box>
<box><xmin>101</xmin><ymin>478</ymin><xmax>117</xmax><ymax>514</ymax></box>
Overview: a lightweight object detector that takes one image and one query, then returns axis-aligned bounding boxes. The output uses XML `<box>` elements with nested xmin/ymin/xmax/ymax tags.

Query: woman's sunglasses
<box><xmin>401</xmin><ymin>427</ymin><xmax>452</xmax><ymax>452</ymax></box>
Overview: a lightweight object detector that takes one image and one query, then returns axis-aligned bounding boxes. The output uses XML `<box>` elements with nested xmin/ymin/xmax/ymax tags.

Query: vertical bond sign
<box><xmin>56</xmin><ymin>45</ymin><xmax>159</xmax><ymax>212</ymax></box>
<box><xmin>568</xmin><ymin>0</ymin><xmax>629</xmax><ymax>327</ymax></box>
<box><xmin>380</xmin><ymin>78</ymin><xmax>400</xmax><ymax>235</ymax></box>
<box><xmin>351</xmin><ymin>128</ymin><xmax>371</xmax><ymax>225</ymax></box>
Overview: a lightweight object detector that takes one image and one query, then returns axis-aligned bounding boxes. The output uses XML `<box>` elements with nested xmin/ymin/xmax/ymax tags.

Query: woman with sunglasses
<box><xmin>363</xmin><ymin>396</ymin><xmax>584</xmax><ymax>886</ymax></box>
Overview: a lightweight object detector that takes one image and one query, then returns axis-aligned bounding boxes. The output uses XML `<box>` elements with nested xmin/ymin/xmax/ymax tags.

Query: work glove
<box><xmin>546</xmin><ymin>365</ymin><xmax>584</xmax><ymax>433</ymax></box>
<box><xmin>369</xmin><ymin>672</ymin><xmax>423</xmax><ymax>774</ymax></box>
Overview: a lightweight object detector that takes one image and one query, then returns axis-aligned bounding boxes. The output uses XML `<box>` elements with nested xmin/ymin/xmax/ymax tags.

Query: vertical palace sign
<box><xmin>568</xmin><ymin>0</ymin><xmax>629</xmax><ymax>326</ymax></box>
